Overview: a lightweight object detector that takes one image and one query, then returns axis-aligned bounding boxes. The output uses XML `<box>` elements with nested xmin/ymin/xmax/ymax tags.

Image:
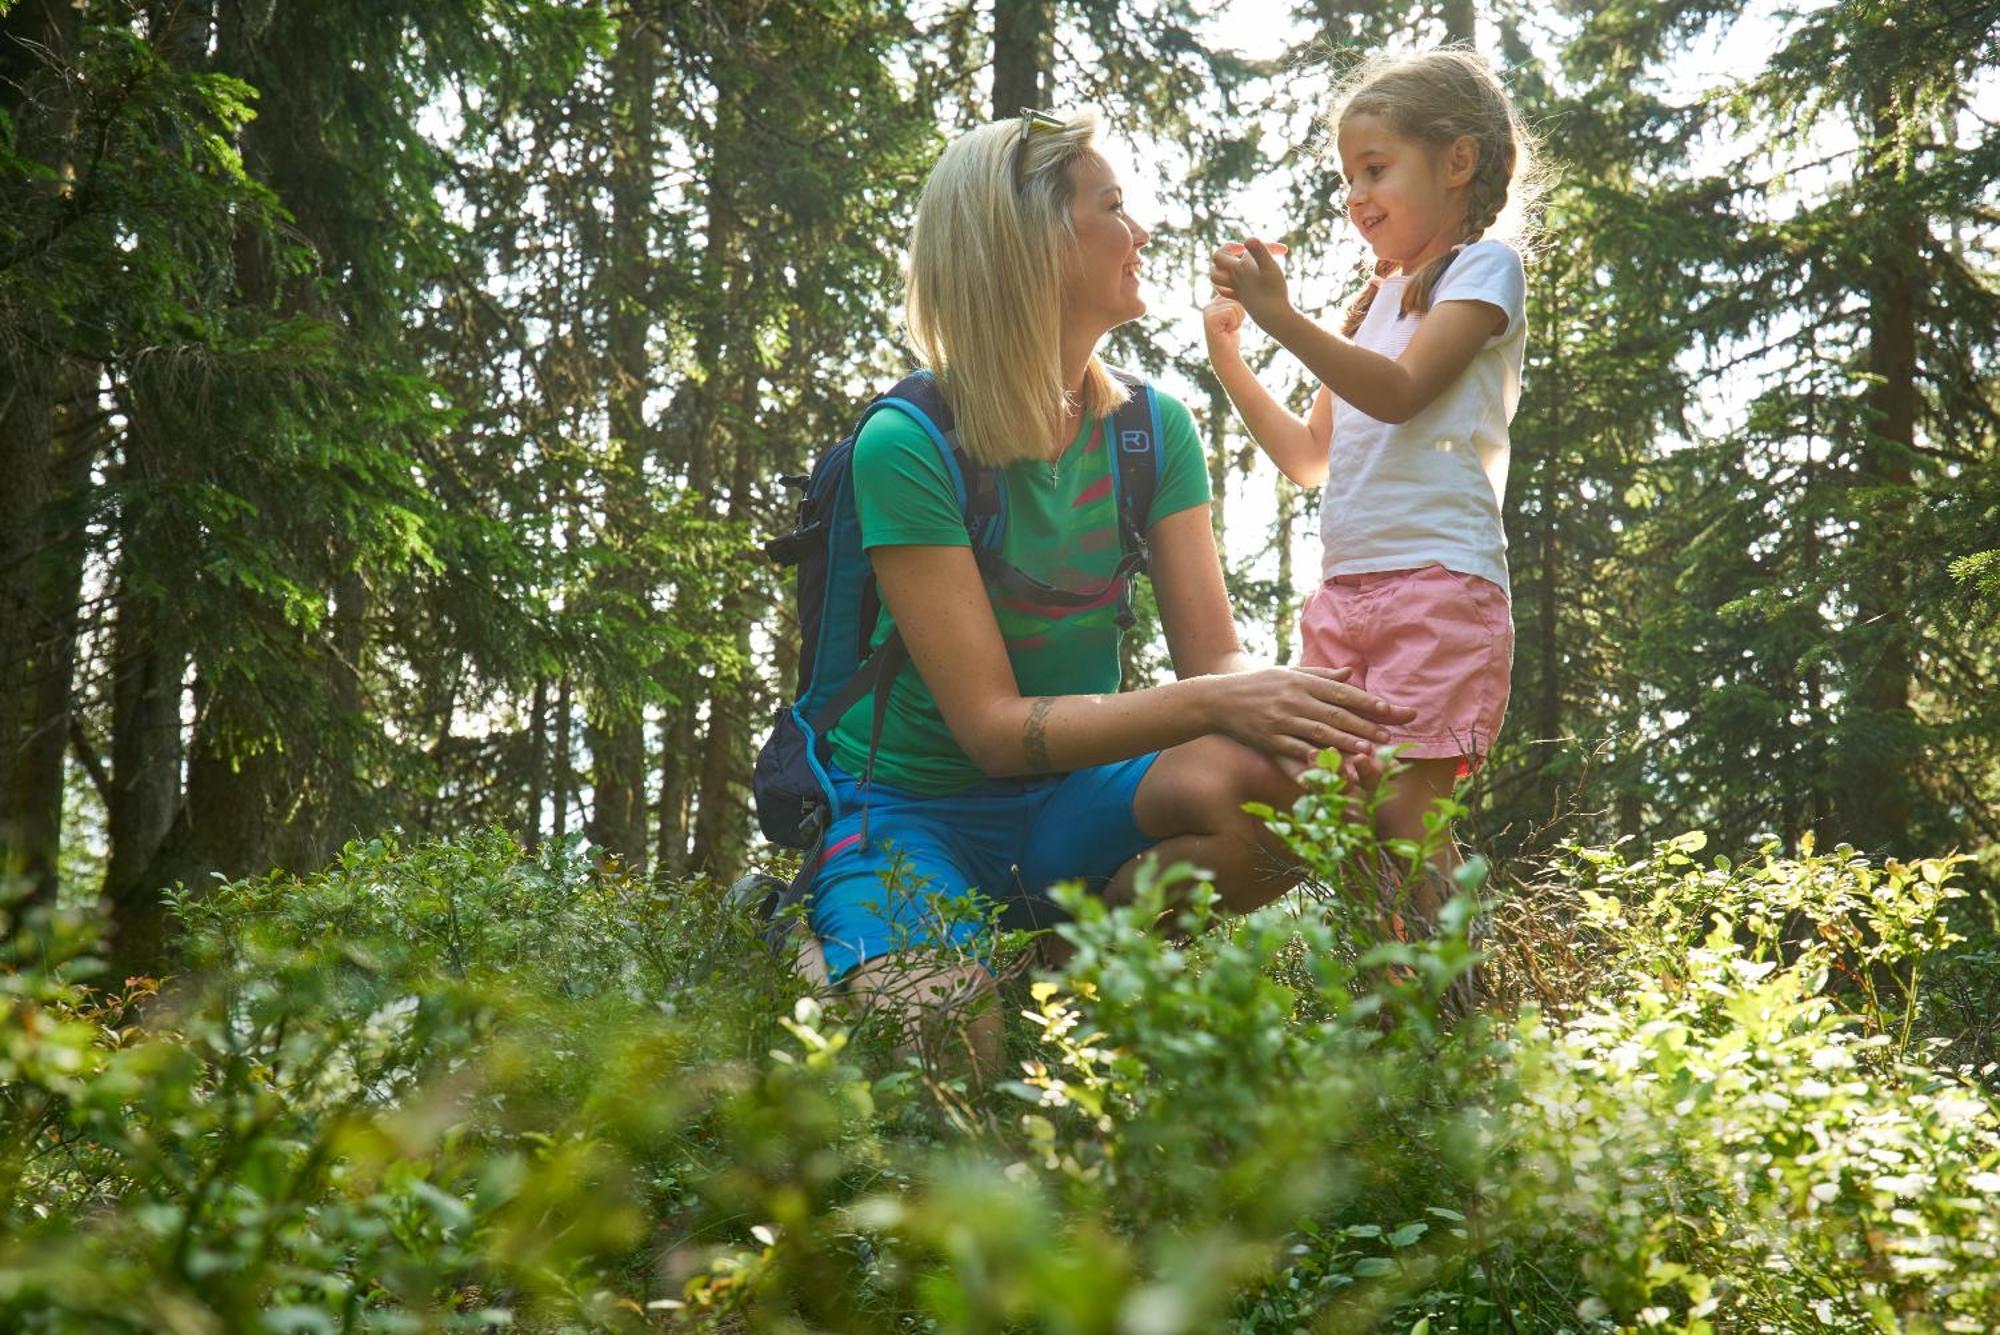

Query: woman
<box><xmin>802</xmin><ymin>111</ymin><xmax>1412</xmax><ymax>1073</ymax></box>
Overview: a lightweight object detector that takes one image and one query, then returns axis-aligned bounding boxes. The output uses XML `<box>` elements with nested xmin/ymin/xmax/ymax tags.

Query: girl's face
<box><xmin>1336</xmin><ymin>112</ymin><xmax>1472</xmax><ymax>272</ymax></box>
<box><xmin>1061</xmin><ymin>152</ymin><xmax>1151</xmax><ymax>336</ymax></box>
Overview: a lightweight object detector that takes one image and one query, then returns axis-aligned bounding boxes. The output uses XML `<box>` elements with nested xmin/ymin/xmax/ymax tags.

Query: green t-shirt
<box><xmin>826</xmin><ymin>385</ymin><xmax>1210</xmax><ymax>794</ymax></box>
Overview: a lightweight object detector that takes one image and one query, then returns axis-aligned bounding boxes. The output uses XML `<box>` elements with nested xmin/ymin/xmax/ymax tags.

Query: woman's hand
<box><xmin>1199</xmin><ymin>664</ymin><xmax>1415</xmax><ymax>776</ymax></box>
<box><xmin>1209</xmin><ymin>238</ymin><xmax>1292</xmax><ymax>328</ymax></box>
<box><xmin>1143</xmin><ymin>509</ymin><xmax>1399</xmax><ymax>780</ymax></box>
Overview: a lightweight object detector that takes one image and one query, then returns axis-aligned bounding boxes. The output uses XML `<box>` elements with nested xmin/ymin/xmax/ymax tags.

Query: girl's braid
<box><xmin>1340</xmin><ymin>257</ymin><xmax>1397</xmax><ymax>338</ymax></box>
<box><xmin>1400</xmin><ymin>129</ymin><xmax>1514</xmax><ymax>319</ymax></box>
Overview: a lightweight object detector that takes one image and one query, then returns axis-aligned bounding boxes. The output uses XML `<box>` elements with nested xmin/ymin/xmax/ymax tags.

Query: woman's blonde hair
<box><xmin>905</xmin><ymin>112</ymin><xmax>1130</xmax><ymax>468</ymax></box>
<box><xmin>1332</xmin><ymin>48</ymin><xmax>1544</xmax><ymax>337</ymax></box>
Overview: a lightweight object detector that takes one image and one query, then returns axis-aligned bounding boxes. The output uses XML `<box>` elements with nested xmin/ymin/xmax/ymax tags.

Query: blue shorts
<box><xmin>805</xmin><ymin>754</ymin><xmax>1162</xmax><ymax>981</ymax></box>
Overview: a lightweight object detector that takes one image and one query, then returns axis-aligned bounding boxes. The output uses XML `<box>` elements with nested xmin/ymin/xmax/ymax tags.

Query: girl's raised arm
<box><xmin>1202</xmin><ymin>291</ymin><xmax>1331</xmax><ymax>487</ymax></box>
<box><xmin>1214</xmin><ymin>238</ymin><xmax>1505</xmax><ymax>425</ymax></box>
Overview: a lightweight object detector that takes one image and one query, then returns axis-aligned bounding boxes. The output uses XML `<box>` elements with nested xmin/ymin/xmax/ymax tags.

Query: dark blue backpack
<box><xmin>751</xmin><ymin>368</ymin><xmax>1165</xmax><ymax>885</ymax></box>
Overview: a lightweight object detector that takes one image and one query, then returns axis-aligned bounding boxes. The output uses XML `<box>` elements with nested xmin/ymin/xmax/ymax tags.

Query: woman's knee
<box><xmin>1142</xmin><ymin>734</ymin><xmax>1297</xmax><ymax>835</ymax></box>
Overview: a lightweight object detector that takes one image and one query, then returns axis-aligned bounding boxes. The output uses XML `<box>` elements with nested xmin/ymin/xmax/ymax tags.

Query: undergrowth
<box><xmin>3</xmin><ymin>765</ymin><xmax>1998</xmax><ymax>1333</ymax></box>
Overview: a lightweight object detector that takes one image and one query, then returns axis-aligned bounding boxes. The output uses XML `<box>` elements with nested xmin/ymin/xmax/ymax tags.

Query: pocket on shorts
<box><xmin>1426</xmin><ymin>564</ymin><xmax>1512</xmax><ymax>664</ymax></box>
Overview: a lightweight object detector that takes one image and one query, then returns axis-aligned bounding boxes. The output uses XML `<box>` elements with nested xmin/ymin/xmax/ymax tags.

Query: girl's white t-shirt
<box><xmin>1318</xmin><ymin>238</ymin><xmax>1527</xmax><ymax>594</ymax></box>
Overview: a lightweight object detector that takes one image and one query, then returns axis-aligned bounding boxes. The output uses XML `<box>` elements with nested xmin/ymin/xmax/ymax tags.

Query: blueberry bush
<box><xmin>3</xmin><ymin>775</ymin><xmax>1997</xmax><ymax>1332</ymax></box>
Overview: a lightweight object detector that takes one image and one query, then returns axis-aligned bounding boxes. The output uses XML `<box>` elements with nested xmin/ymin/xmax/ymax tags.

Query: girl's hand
<box><xmin>1202</xmin><ymin>664</ymin><xmax>1415</xmax><ymax>774</ymax></box>
<box><xmin>1209</xmin><ymin>238</ymin><xmax>1291</xmax><ymax>327</ymax></box>
<box><xmin>1202</xmin><ymin>294</ymin><xmax>1246</xmax><ymax>356</ymax></box>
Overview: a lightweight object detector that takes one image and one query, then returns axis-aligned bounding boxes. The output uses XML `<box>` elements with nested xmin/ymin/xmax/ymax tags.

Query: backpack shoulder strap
<box><xmin>862</xmin><ymin>370</ymin><xmax>1002</xmax><ymax>550</ymax></box>
<box><xmin>1106</xmin><ymin>369</ymin><xmax>1163</xmax><ymax>572</ymax></box>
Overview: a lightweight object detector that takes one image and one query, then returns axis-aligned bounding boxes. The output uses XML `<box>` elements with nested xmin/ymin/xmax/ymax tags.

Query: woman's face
<box><xmin>1061</xmin><ymin>153</ymin><xmax>1151</xmax><ymax>336</ymax></box>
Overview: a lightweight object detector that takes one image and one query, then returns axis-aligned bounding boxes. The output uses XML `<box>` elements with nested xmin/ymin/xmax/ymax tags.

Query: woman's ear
<box><xmin>1446</xmin><ymin>134</ymin><xmax>1479</xmax><ymax>188</ymax></box>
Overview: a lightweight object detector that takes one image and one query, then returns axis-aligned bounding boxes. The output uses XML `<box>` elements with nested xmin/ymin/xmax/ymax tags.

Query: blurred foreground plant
<box><xmin>3</xmin><ymin>793</ymin><xmax>1998</xmax><ymax>1333</ymax></box>
<box><xmin>0</xmin><ymin>832</ymin><xmax>794</xmax><ymax>1332</ymax></box>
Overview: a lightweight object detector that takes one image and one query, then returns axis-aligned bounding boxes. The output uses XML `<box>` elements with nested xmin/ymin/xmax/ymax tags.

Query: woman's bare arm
<box><xmin>869</xmin><ymin>534</ymin><xmax>1410</xmax><ymax>777</ymax></box>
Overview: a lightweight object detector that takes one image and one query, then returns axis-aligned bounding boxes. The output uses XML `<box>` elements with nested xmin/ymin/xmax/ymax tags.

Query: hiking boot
<box><xmin>726</xmin><ymin>872</ymin><xmax>789</xmax><ymax>920</ymax></box>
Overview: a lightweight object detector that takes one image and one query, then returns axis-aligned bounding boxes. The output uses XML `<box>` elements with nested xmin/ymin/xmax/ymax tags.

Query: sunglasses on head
<box><xmin>1012</xmin><ymin>107</ymin><xmax>1065</xmax><ymax>185</ymax></box>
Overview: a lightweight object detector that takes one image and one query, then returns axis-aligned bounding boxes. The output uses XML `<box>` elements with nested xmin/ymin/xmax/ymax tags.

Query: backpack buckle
<box><xmin>1129</xmin><ymin>531</ymin><xmax>1152</xmax><ymax>573</ymax></box>
<box><xmin>763</xmin><ymin>521</ymin><xmax>823</xmax><ymax>566</ymax></box>
<box><xmin>795</xmin><ymin>799</ymin><xmax>828</xmax><ymax>847</ymax></box>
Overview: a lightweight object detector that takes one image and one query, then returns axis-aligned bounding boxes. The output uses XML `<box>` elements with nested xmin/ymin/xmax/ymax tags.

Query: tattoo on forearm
<box><xmin>1023</xmin><ymin>697</ymin><xmax>1054</xmax><ymax>772</ymax></box>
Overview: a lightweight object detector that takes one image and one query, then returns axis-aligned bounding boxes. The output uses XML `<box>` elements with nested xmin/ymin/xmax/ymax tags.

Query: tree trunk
<box><xmin>1799</xmin><ymin>356</ymin><xmax>1832</xmax><ymax>850</ymax></box>
<box><xmin>659</xmin><ymin>29</ymin><xmax>747</xmax><ymax>874</ymax></box>
<box><xmin>1440</xmin><ymin>0</ymin><xmax>1476</xmax><ymax>47</ymax></box>
<box><xmin>656</xmin><ymin>704</ymin><xmax>697</xmax><ymax>876</ymax></box>
<box><xmin>553</xmin><ymin>676</ymin><xmax>573</xmax><ymax>842</ymax></box>
<box><xmin>526</xmin><ymin>676</ymin><xmax>548</xmax><ymax>852</ymax></box>
<box><xmin>95</xmin><ymin>0</ymin><xmax>237</xmax><ymax>973</ymax></box>
<box><xmin>313</xmin><ymin>567</ymin><xmax>370</xmax><ymax>863</ymax></box>
<box><xmin>689</xmin><ymin>684</ymin><xmax>748</xmax><ymax>879</ymax></box>
<box><xmin>689</xmin><ymin>412</ymin><xmax>759</xmax><ymax>880</ymax></box>
<box><xmin>109</xmin><ymin>671</ymin><xmax>282</xmax><ymax>976</ymax></box>
<box><xmin>1533</xmin><ymin>255</ymin><xmax>1564</xmax><ymax>817</ymax></box>
<box><xmin>100</xmin><ymin>342</ymin><xmax>204</xmax><ymax>937</ymax></box>
<box><xmin>9</xmin><ymin>374</ymin><xmax>96</xmax><ymax>905</ymax></box>
<box><xmin>103</xmin><ymin>591</ymin><xmax>186</xmax><ymax>916</ymax></box>
<box><xmin>0</xmin><ymin>362</ymin><xmax>58</xmax><ymax>897</ymax></box>
<box><xmin>1534</xmin><ymin>497</ymin><xmax>1560</xmax><ymax>817</ymax></box>
<box><xmin>992</xmin><ymin>0</ymin><xmax>1052</xmax><ymax>120</ymax></box>
<box><xmin>0</xmin><ymin>0</ymin><xmax>83</xmax><ymax>905</ymax></box>
<box><xmin>1838</xmin><ymin>82</ymin><xmax>1920</xmax><ymax>857</ymax></box>
<box><xmin>585</xmin><ymin>708</ymin><xmax>648</xmax><ymax>868</ymax></box>
<box><xmin>103</xmin><ymin>624</ymin><xmax>186</xmax><ymax>926</ymax></box>
<box><xmin>585</xmin><ymin>6</ymin><xmax>661</xmax><ymax>871</ymax></box>
<box><xmin>655</xmin><ymin>397</ymin><xmax>707</xmax><ymax>876</ymax></box>
<box><xmin>1536</xmin><ymin>491</ymin><xmax>1560</xmax><ymax>748</ymax></box>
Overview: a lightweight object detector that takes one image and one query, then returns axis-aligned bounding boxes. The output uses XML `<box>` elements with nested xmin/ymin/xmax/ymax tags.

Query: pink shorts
<box><xmin>1298</xmin><ymin>564</ymin><xmax>1513</xmax><ymax>768</ymax></box>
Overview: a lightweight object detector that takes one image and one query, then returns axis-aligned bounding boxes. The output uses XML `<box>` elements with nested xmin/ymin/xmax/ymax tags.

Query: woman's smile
<box><xmin>1063</xmin><ymin>152</ymin><xmax>1152</xmax><ymax>331</ymax></box>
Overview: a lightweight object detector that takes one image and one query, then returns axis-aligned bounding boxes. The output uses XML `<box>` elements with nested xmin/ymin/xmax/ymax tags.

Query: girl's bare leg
<box><xmin>1370</xmin><ymin>755</ymin><xmax>1464</xmax><ymax>925</ymax></box>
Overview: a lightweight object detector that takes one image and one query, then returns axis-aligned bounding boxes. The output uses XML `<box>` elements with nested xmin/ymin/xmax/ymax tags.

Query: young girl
<box><xmin>1205</xmin><ymin>49</ymin><xmax>1536</xmax><ymax>927</ymax></box>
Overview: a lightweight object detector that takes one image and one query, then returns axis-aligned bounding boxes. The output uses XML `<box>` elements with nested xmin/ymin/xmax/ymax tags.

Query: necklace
<box><xmin>1049</xmin><ymin>394</ymin><xmax>1084</xmax><ymax>483</ymax></box>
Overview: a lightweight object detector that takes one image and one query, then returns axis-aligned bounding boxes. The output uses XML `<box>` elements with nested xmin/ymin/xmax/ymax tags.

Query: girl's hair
<box><xmin>905</xmin><ymin>112</ymin><xmax>1130</xmax><ymax>468</ymax></box>
<box><xmin>1333</xmin><ymin>48</ymin><xmax>1542</xmax><ymax>337</ymax></box>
